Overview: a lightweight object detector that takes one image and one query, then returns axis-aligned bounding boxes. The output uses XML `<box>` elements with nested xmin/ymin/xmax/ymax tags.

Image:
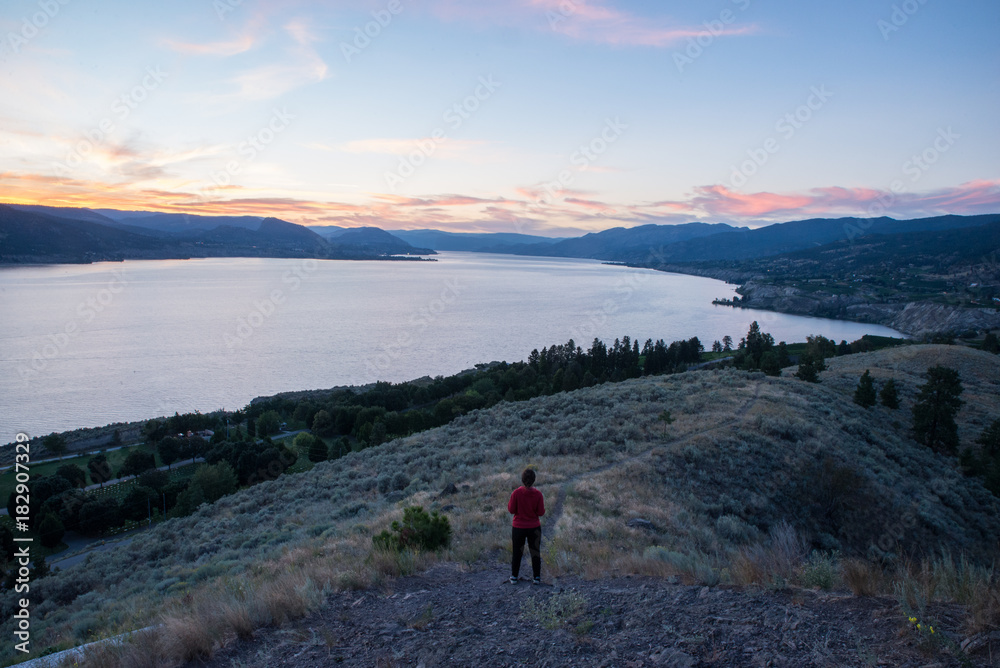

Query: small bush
<box><xmin>72</xmin><ymin>615</ymin><xmax>100</xmax><ymax>641</ymax></box>
<box><xmin>643</xmin><ymin>547</ymin><xmax>719</xmax><ymax>586</ymax></box>
<box><xmin>373</xmin><ymin>506</ymin><xmax>451</xmax><ymax>552</ymax></box>
<box><xmin>715</xmin><ymin>515</ymin><xmax>758</xmax><ymax>544</ymax></box>
<box><xmin>522</xmin><ymin>591</ymin><xmax>587</xmax><ymax>629</ymax></box>
<box><xmin>800</xmin><ymin>551</ymin><xmax>838</xmax><ymax>590</ymax></box>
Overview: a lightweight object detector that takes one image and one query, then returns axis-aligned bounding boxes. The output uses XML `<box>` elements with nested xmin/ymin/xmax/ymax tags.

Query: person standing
<box><xmin>508</xmin><ymin>468</ymin><xmax>545</xmax><ymax>584</ymax></box>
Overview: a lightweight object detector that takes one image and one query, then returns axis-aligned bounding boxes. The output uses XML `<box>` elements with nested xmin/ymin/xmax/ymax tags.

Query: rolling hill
<box><xmin>0</xmin><ymin>204</ymin><xmax>174</xmax><ymax>263</ymax></box>
<box><xmin>651</xmin><ymin>218</ymin><xmax>1000</xmax><ymax>337</ymax></box>
<box><xmin>3</xmin><ymin>344</ymin><xmax>998</xmax><ymax>666</ymax></box>
<box><xmin>314</xmin><ymin>226</ymin><xmax>434</xmax><ymax>255</ymax></box>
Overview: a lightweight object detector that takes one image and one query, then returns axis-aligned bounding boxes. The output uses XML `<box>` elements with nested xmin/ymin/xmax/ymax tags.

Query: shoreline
<box><xmin>638</xmin><ymin>263</ymin><xmax>1000</xmax><ymax>338</ymax></box>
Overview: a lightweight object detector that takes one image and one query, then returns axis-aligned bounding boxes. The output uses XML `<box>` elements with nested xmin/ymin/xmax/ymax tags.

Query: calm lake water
<box><xmin>0</xmin><ymin>253</ymin><xmax>902</xmax><ymax>443</ymax></box>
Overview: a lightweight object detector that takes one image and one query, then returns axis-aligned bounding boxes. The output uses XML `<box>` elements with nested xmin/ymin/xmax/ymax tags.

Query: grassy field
<box><xmin>1</xmin><ymin>344</ymin><xmax>997</xmax><ymax>666</ymax></box>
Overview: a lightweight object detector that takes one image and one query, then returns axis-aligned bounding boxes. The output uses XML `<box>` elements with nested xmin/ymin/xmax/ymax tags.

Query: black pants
<box><xmin>511</xmin><ymin>526</ymin><xmax>541</xmax><ymax>578</ymax></box>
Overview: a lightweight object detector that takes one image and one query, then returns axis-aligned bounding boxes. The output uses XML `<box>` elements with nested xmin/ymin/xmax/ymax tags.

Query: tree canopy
<box><xmin>912</xmin><ymin>365</ymin><xmax>964</xmax><ymax>454</ymax></box>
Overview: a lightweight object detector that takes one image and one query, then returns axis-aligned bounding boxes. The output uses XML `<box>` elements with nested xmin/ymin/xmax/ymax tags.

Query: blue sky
<box><xmin>1</xmin><ymin>0</ymin><xmax>997</xmax><ymax>234</ymax></box>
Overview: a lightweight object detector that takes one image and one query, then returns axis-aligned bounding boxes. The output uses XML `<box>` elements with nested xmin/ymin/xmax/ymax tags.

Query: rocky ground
<box><xmin>198</xmin><ymin>562</ymin><xmax>997</xmax><ymax>668</ymax></box>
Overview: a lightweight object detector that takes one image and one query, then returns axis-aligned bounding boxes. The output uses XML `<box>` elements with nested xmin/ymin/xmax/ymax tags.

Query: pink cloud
<box><xmin>677</xmin><ymin>180</ymin><xmax>1000</xmax><ymax>221</ymax></box>
<box><xmin>5</xmin><ymin>163</ymin><xmax>999</xmax><ymax>234</ymax></box>
<box><xmin>564</xmin><ymin>196</ymin><xmax>614</xmax><ymax>211</ymax></box>
<box><xmin>688</xmin><ymin>185</ymin><xmax>815</xmax><ymax>217</ymax></box>
<box><xmin>373</xmin><ymin>194</ymin><xmax>505</xmax><ymax>207</ymax></box>
<box><xmin>427</xmin><ymin>0</ymin><xmax>757</xmax><ymax>48</ymax></box>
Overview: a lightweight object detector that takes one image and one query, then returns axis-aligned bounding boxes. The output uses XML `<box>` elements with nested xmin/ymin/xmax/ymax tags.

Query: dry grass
<box><xmin>161</xmin><ymin>613</ymin><xmax>216</xmax><ymax>662</ymax></box>
<box><xmin>842</xmin><ymin>558</ymin><xmax>883</xmax><ymax>597</ymax></box>
<box><xmin>730</xmin><ymin>522</ymin><xmax>805</xmax><ymax>587</ymax></box>
<box><xmin>968</xmin><ymin>583</ymin><xmax>1000</xmax><ymax>633</ymax></box>
<box><xmin>892</xmin><ymin>552</ymin><xmax>1000</xmax><ymax>634</ymax></box>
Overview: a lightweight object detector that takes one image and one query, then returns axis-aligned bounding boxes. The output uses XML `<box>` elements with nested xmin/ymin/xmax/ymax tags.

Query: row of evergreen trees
<box><xmin>231</xmin><ymin>334</ymin><xmax>707</xmax><ymax>454</ymax></box>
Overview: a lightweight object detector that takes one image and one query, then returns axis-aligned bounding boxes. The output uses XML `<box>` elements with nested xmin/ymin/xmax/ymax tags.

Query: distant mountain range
<box><xmin>487</xmin><ymin>222</ymin><xmax>742</xmax><ymax>259</ymax></box>
<box><xmin>3</xmin><ymin>204</ymin><xmax>997</xmax><ymax>274</ymax></box>
<box><xmin>389</xmin><ymin>229</ymin><xmax>566</xmax><ymax>252</ymax></box>
<box><xmin>462</xmin><ymin>214</ymin><xmax>997</xmax><ymax>264</ymax></box>
<box><xmin>0</xmin><ymin>205</ymin><xmax>434</xmax><ymax>264</ymax></box>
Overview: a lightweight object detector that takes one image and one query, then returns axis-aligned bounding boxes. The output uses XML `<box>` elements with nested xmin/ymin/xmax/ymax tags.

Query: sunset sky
<box><xmin>1</xmin><ymin>0</ymin><xmax>998</xmax><ymax>235</ymax></box>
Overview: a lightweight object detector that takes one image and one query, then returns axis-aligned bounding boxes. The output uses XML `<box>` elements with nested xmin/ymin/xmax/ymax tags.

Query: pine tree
<box><xmin>776</xmin><ymin>342</ymin><xmax>791</xmax><ymax>368</ymax></box>
<box><xmin>42</xmin><ymin>433</ymin><xmax>68</xmax><ymax>459</ymax></box>
<box><xmin>760</xmin><ymin>351</ymin><xmax>781</xmax><ymax>376</ymax></box>
<box><xmin>795</xmin><ymin>356</ymin><xmax>820</xmax><ymax>383</ymax></box>
<box><xmin>880</xmin><ymin>379</ymin><xmax>900</xmax><ymax>409</ymax></box>
<box><xmin>853</xmin><ymin>370</ymin><xmax>877</xmax><ymax>408</ymax></box>
<box><xmin>657</xmin><ymin>409</ymin><xmax>674</xmax><ymax>435</ymax></box>
<box><xmin>982</xmin><ymin>332</ymin><xmax>1000</xmax><ymax>354</ymax></box>
<box><xmin>307</xmin><ymin>435</ymin><xmax>328</xmax><ymax>463</ymax></box>
<box><xmin>911</xmin><ymin>366</ymin><xmax>964</xmax><ymax>454</ymax></box>
<box><xmin>31</xmin><ymin>555</ymin><xmax>50</xmax><ymax>580</ymax></box>
<box><xmin>977</xmin><ymin>418</ymin><xmax>1000</xmax><ymax>456</ymax></box>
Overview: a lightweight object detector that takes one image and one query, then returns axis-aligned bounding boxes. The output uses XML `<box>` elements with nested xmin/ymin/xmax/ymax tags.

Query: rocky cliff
<box><xmin>736</xmin><ymin>280</ymin><xmax>1000</xmax><ymax>337</ymax></box>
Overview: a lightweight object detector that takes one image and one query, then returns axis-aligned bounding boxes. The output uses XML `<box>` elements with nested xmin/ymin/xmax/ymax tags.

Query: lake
<box><xmin>0</xmin><ymin>252</ymin><xmax>902</xmax><ymax>443</ymax></box>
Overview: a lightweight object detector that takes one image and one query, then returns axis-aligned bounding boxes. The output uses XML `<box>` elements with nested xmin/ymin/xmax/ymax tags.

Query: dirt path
<box><xmin>199</xmin><ymin>561</ymin><xmax>992</xmax><ymax>668</ymax></box>
<box><xmin>545</xmin><ymin>382</ymin><xmax>763</xmax><ymax>536</ymax></box>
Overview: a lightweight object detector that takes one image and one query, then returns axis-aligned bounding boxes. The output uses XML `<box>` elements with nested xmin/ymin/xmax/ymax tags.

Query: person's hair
<box><xmin>521</xmin><ymin>468</ymin><xmax>536</xmax><ymax>487</ymax></box>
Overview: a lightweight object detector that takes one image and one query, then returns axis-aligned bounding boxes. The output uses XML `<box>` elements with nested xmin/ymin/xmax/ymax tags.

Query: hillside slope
<box><xmin>4</xmin><ymin>346</ymin><xmax>999</xmax><ymax>666</ymax></box>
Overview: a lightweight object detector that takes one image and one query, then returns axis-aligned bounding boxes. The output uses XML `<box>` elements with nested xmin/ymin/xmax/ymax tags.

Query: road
<box><xmin>0</xmin><ymin>456</ymin><xmax>205</xmax><ymax>515</ymax></box>
<box><xmin>0</xmin><ymin>442</ymin><xmax>137</xmax><ymax>472</ymax></box>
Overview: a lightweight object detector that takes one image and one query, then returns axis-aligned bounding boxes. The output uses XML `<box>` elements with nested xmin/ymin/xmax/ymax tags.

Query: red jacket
<box><xmin>508</xmin><ymin>485</ymin><xmax>545</xmax><ymax>529</ymax></box>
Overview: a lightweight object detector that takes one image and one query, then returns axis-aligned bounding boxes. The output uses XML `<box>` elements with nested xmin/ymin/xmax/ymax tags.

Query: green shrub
<box><xmin>373</xmin><ymin>506</ymin><xmax>451</xmax><ymax>552</ymax></box>
<box><xmin>800</xmin><ymin>551</ymin><xmax>838</xmax><ymax>590</ymax></box>
<box><xmin>522</xmin><ymin>591</ymin><xmax>587</xmax><ymax>630</ymax></box>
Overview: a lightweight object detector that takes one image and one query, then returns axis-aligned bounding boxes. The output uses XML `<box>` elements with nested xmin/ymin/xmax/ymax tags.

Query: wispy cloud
<box><xmin>222</xmin><ymin>58</ymin><xmax>328</xmax><ymax>102</ymax></box>
<box><xmin>162</xmin><ymin>35</ymin><xmax>255</xmax><ymax>56</ymax></box>
<box><xmin>166</xmin><ymin>16</ymin><xmax>329</xmax><ymax>105</ymax></box>
<box><xmin>428</xmin><ymin>0</ymin><xmax>757</xmax><ymax>47</ymax></box>
<box><xmin>284</xmin><ymin>18</ymin><xmax>321</xmax><ymax>45</ymax></box>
